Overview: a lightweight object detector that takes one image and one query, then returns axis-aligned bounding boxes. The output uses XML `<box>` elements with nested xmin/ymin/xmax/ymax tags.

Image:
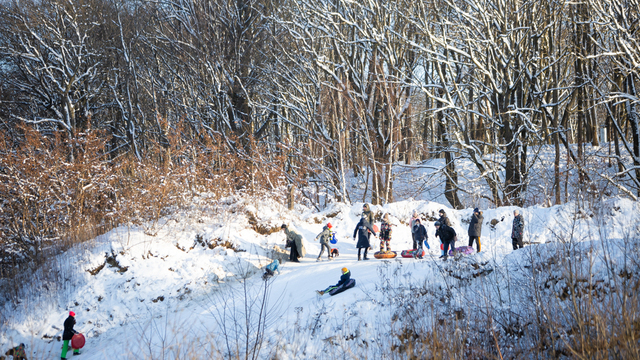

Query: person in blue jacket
<box><xmin>262</xmin><ymin>259</ymin><xmax>280</xmax><ymax>280</ymax></box>
<box><xmin>317</xmin><ymin>267</ymin><xmax>352</xmax><ymax>295</ymax></box>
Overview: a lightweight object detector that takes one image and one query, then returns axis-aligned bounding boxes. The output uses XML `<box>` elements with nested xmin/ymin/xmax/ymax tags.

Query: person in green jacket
<box><xmin>282</xmin><ymin>224</ymin><xmax>307</xmax><ymax>262</ymax></box>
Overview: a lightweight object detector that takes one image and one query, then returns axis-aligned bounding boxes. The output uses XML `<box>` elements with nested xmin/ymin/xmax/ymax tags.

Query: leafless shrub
<box><xmin>0</xmin><ymin>122</ymin><xmax>291</xmax><ymax>307</ymax></box>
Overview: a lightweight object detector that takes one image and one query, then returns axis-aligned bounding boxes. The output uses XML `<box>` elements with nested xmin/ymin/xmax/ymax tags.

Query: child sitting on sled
<box><xmin>316</xmin><ymin>267</ymin><xmax>355</xmax><ymax>295</ymax></box>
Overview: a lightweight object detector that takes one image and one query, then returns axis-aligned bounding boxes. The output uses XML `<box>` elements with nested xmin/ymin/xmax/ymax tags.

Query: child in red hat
<box><xmin>61</xmin><ymin>311</ymin><xmax>80</xmax><ymax>359</ymax></box>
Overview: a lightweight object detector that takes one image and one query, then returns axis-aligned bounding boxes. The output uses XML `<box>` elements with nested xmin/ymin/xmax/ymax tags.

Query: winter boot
<box><xmin>316</xmin><ymin>257</ymin><xmax>322</xmax><ymax>262</ymax></box>
<box><xmin>316</xmin><ymin>290</ymin><xmax>324</xmax><ymax>295</ymax></box>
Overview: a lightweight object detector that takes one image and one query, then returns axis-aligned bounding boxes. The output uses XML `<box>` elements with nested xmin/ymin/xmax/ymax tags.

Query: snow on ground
<box><xmin>1</xmin><ymin>193</ymin><xmax>639</xmax><ymax>359</ymax></box>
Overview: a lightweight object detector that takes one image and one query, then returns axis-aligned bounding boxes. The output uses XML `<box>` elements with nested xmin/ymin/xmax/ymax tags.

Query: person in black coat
<box><xmin>435</xmin><ymin>221</ymin><xmax>457</xmax><ymax>261</ymax></box>
<box><xmin>438</xmin><ymin>209</ymin><xmax>452</xmax><ymax>227</ymax></box>
<box><xmin>436</xmin><ymin>209</ymin><xmax>452</xmax><ymax>256</ymax></box>
<box><xmin>353</xmin><ymin>216</ymin><xmax>376</xmax><ymax>260</ymax></box>
<box><xmin>61</xmin><ymin>311</ymin><xmax>80</xmax><ymax>358</ymax></box>
<box><xmin>468</xmin><ymin>208</ymin><xmax>483</xmax><ymax>252</ymax></box>
<box><xmin>411</xmin><ymin>219</ymin><xmax>429</xmax><ymax>258</ymax></box>
<box><xmin>511</xmin><ymin>209</ymin><xmax>525</xmax><ymax>250</ymax></box>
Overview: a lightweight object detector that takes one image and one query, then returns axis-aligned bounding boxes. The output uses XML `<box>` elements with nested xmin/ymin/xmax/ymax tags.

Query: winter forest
<box><xmin>1</xmin><ymin>0</ymin><xmax>640</xmax><ymax>359</ymax></box>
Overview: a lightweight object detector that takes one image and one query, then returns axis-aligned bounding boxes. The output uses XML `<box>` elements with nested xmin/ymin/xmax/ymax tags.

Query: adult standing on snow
<box><xmin>468</xmin><ymin>208</ymin><xmax>483</xmax><ymax>252</ymax></box>
<box><xmin>362</xmin><ymin>203</ymin><xmax>375</xmax><ymax>247</ymax></box>
<box><xmin>436</xmin><ymin>209</ymin><xmax>452</xmax><ymax>256</ymax></box>
<box><xmin>61</xmin><ymin>311</ymin><xmax>80</xmax><ymax>359</ymax></box>
<box><xmin>362</xmin><ymin>203</ymin><xmax>374</xmax><ymax>225</ymax></box>
<box><xmin>411</xmin><ymin>218</ymin><xmax>429</xmax><ymax>258</ymax></box>
<box><xmin>282</xmin><ymin>224</ymin><xmax>306</xmax><ymax>262</ymax></box>
<box><xmin>379</xmin><ymin>213</ymin><xmax>393</xmax><ymax>252</ymax></box>
<box><xmin>435</xmin><ymin>221</ymin><xmax>457</xmax><ymax>261</ymax></box>
<box><xmin>315</xmin><ymin>223</ymin><xmax>334</xmax><ymax>261</ymax></box>
<box><xmin>437</xmin><ymin>209</ymin><xmax>452</xmax><ymax>227</ymax></box>
<box><xmin>511</xmin><ymin>210</ymin><xmax>525</xmax><ymax>250</ymax></box>
<box><xmin>353</xmin><ymin>215</ymin><xmax>376</xmax><ymax>260</ymax></box>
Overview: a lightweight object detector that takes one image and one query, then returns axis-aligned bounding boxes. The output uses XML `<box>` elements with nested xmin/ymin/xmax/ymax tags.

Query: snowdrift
<box><xmin>1</xmin><ymin>195</ymin><xmax>639</xmax><ymax>359</ymax></box>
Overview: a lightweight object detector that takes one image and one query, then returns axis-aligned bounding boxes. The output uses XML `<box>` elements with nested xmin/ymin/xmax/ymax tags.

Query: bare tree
<box><xmin>0</xmin><ymin>0</ymin><xmax>103</xmax><ymax>158</ymax></box>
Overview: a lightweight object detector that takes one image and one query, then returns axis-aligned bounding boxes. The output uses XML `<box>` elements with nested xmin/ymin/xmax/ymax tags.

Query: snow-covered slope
<box><xmin>1</xmin><ymin>195</ymin><xmax>639</xmax><ymax>359</ymax></box>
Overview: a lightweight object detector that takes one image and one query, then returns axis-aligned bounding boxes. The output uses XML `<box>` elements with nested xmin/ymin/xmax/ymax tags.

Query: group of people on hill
<box><xmin>268</xmin><ymin>205</ymin><xmax>527</xmax><ymax>296</ymax></box>
<box><xmin>277</xmin><ymin>204</ymin><xmax>526</xmax><ymax>265</ymax></box>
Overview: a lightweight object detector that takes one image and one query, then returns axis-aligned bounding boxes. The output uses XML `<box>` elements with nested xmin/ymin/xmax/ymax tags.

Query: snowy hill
<box><xmin>1</xmin><ymin>195</ymin><xmax>639</xmax><ymax>359</ymax></box>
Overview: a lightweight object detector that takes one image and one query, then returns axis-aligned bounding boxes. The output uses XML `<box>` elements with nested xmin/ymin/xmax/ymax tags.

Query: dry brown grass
<box><xmin>0</xmin><ymin>122</ymin><xmax>296</xmax><ymax>305</ymax></box>
<box><xmin>383</xmin><ymin>233</ymin><xmax>640</xmax><ymax>360</ymax></box>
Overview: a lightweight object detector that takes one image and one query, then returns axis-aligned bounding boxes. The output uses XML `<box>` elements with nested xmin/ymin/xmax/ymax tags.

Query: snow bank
<box><xmin>1</xmin><ymin>195</ymin><xmax>638</xmax><ymax>359</ymax></box>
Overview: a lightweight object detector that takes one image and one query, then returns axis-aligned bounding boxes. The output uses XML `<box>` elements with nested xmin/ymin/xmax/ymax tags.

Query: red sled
<box><xmin>71</xmin><ymin>333</ymin><xmax>86</xmax><ymax>349</ymax></box>
<box><xmin>401</xmin><ymin>249</ymin><xmax>425</xmax><ymax>258</ymax></box>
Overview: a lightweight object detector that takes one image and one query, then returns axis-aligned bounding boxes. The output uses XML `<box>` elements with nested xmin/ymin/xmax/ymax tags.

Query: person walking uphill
<box><xmin>435</xmin><ymin>221</ymin><xmax>457</xmax><ymax>261</ymax></box>
<box><xmin>282</xmin><ymin>224</ymin><xmax>307</xmax><ymax>262</ymax></box>
<box><xmin>511</xmin><ymin>210</ymin><xmax>525</xmax><ymax>250</ymax></box>
<box><xmin>468</xmin><ymin>208</ymin><xmax>483</xmax><ymax>252</ymax></box>
<box><xmin>354</xmin><ymin>215</ymin><xmax>376</xmax><ymax>260</ymax></box>
<box><xmin>315</xmin><ymin>223</ymin><xmax>334</xmax><ymax>261</ymax></box>
<box><xmin>61</xmin><ymin>311</ymin><xmax>80</xmax><ymax>359</ymax></box>
<box><xmin>379</xmin><ymin>214</ymin><xmax>393</xmax><ymax>252</ymax></box>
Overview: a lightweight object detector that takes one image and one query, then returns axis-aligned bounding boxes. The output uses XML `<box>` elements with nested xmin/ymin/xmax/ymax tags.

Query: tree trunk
<box><xmin>287</xmin><ymin>184</ymin><xmax>295</xmax><ymax>210</ymax></box>
<box><xmin>626</xmin><ymin>75</ymin><xmax>640</xmax><ymax>196</ymax></box>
